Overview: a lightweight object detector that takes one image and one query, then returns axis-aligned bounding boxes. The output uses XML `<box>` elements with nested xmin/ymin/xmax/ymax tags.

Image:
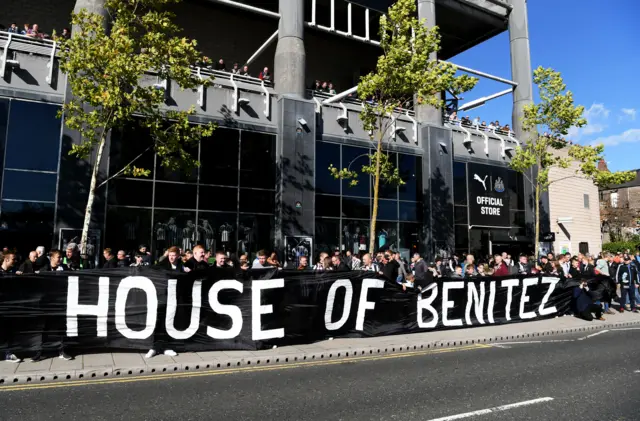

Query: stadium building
<box><xmin>0</xmin><ymin>0</ymin><xmax>539</xmax><ymax>263</ymax></box>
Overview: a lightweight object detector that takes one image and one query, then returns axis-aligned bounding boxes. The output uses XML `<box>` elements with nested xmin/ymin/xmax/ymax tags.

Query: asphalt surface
<box><xmin>1</xmin><ymin>329</ymin><xmax>640</xmax><ymax>421</ymax></box>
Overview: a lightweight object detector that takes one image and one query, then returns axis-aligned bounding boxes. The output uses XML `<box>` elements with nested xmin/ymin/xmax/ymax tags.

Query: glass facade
<box><xmin>0</xmin><ymin>99</ymin><xmax>62</xmax><ymax>253</ymax></box>
<box><xmin>315</xmin><ymin>141</ymin><xmax>424</xmax><ymax>259</ymax></box>
<box><xmin>105</xmin><ymin>126</ymin><xmax>276</xmax><ymax>260</ymax></box>
<box><xmin>453</xmin><ymin>161</ymin><xmax>527</xmax><ymax>256</ymax></box>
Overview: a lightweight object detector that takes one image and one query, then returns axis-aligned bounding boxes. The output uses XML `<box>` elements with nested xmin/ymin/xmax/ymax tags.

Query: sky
<box><xmin>450</xmin><ymin>0</ymin><xmax>640</xmax><ymax>172</ymax></box>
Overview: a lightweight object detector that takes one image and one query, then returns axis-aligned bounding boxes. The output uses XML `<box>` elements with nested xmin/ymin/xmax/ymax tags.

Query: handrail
<box><xmin>405</xmin><ymin>110</ymin><xmax>417</xmax><ymax>144</ymax></box>
<box><xmin>195</xmin><ymin>67</ymin><xmax>205</xmax><ymax>108</ymax></box>
<box><xmin>260</xmin><ymin>80</ymin><xmax>270</xmax><ymax>118</ymax></box>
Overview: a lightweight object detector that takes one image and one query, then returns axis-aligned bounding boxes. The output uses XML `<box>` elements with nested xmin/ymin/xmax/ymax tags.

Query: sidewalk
<box><xmin>3</xmin><ymin>312</ymin><xmax>640</xmax><ymax>385</ymax></box>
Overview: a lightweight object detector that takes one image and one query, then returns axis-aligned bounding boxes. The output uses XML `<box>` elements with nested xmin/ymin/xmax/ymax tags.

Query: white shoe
<box><xmin>144</xmin><ymin>349</ymin><xmax>157</xmax><ymax>359</ymax></box>
<box><xmin>5</xmin><ymin>354</ymin><xmax>21</xmax><ymax>363</ymax></box>
<box><xmin>163</xmin><ymin>350</ymin><xmax>177</xmax><ymax>357</ymax></box>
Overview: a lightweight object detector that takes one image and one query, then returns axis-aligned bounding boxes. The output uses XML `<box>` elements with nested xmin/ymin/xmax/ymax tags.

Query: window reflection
<box><xmin>315</xmin><ymin>142</ymin><xmax>340</xmax><ymax>195</ymax></box>
<box><xmin>200</xmin><ymin>128</ymin><xmax>239</xmax><ymax>186</ymax></box>
<box><xmin>152</xmin><ymin>210</ymin><xmax>197</xmax><ymax>258</ymax></box>
<box><xmin>240</xmin><ymin>131</ymin><xmax>276</xmax><ymax>189</ymax></box>
<box><xmin>315</xmin><ymin>218</ymin><xmax>340</xmax><ymax>255</ymax></box>
<box><xmin>197</xmin><ymin>212</ymin><xmax>237</xmax><ymax>255</ymax></box>
<box><xmin>377</xmin><ymin>199</ymin><xmax>398</xmax><ymax>221</ymax></box>
<box><xmin>155</xmin><ymin>144</ymin><xmax>199</xmax><ymax>183</ymax></box>
<box><xmin>5</xmin><ymin>101</ymin><xmax>61</xmax><ymax>172</ymax></box>
<box><xmin>316</xmin><ymin>194</ymin><xmax>340</xmax><ymax>217</ymax></box>
<box><xmin>2</xmin><ymin>170</ymin><xmax>57</xmax><ymax>202</ymax></box>
<box><xmin>341</xmin><ymin>145</ymin><xmax>370</xmax><ymax>198</ymax></box>
<box><xmin>239</xmin><ymin>189</ymin><xmax>275</xmax><ymax>214</ymax></box>
<box><xmin>398</xmin><ymin>154</ymin><xmax>422</xmax><ymax>201</ymax></box>
<box><xmin>399</xmin><ymin>222</ymin><xmax>421</xmax><ymax>259</ymax></box>
<box><xmin>375</xmin><ymin>221</ymin><xmax>397</xmax><ymax>252</ymax></box>
<box><xmin>239</xmin><ymin>214</ymin><xmax>274</xmax><ymax>260</ymax></box>
<box><xmin>342</xmin><ymin>197</ymin><xmax>369</xmax><ymax>219</ymax></box>
<box><xmin>105</xmin><ymin>207</ymin><xmax>152</xmax><ymax>254</ymax></box>
<box><xmin>0</xmin><ymin>201</ymin><xmax>54</xmax><ymax>254</ymax></box>
<box><xmin>453</xmin><ymin>161</ymin><xmax>467</xmax><ymax>206</ymax></box>
<box><xmin>107</xmin><ymin>179</ymin><xmax>153</xmax><ymax>207</ymax></box>
<box><xmin>154</xmin><ymin>182</ymin><xmax>198</xmax><ymax>209</ymax></box>
<box><xmin>342</xmin><ymin>220</ymin><xmax>369</xmax><ymax>255</ymax></box>
<box><xmin>378</xmin><ymin>152</ymin><xmax>398</xmax><ymax>199</ymax></box>
<box><xmin>198</xmin><ymin>185</ymin><xmax>238</xmax><ymax>212</ymax></box>
<box><xmin>399</xmin><ymin>201</ymin><xmax>422</xmax><ymax>222</ymax></box>
<box><xmin>110</xmin><ymin>125</ymin><xmax>155</xmax><ymax>178</ymax></box>
<box><xmin>454</xmin><ymin>225</ymin><xmax>469</xmax><ymax>255</ymax></box>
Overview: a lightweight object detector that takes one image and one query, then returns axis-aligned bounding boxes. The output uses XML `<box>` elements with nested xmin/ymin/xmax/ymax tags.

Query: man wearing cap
<box><xmin>615</xmin><ymin>254</ymin><xmax>639</xmax><ymax>313</ymax></box>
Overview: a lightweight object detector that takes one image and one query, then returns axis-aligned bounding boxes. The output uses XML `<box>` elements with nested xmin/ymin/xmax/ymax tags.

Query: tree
<box><xmin>509</xmin><ymin>66</ymin><xmax>635</xmax><ymax>258</ymax></box>
<box><xmin>328</xmin><ymin>0</ymin><xmax>477</xmax><ymax>254</ymax></box>
<box><xmin>59</xmin><ymin>0</ymin><xmax>215</xmax><ymax>255</ymax></box>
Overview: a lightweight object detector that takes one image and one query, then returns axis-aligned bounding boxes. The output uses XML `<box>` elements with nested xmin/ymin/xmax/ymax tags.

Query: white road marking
<box><xmin>495</xmin><ymin>340</ymin><xmax>575</xmax><ymax>345</ymax></box>
<box><xmin>612</xmin><ymin>327</ymin><xmax>640</xmax><ymax>331</ymax></box>
<box><xmin>488</xmin><ymin>344</ymin><xmax>511</xmax><ymax>349</ymax></box>
<box><xmin>426</xmin><ymin>397</ymin><xmax>554</xmax><ymax>421</ymax></box>
<box><xmin>578</xmin><ymin>330</ymin><xmax>609</xmax><ymax>341</ymax></box>
<box><xmin>634</xmin><ymin>370</ymin><xmax>640</xmax><ymax>373</ymax></box>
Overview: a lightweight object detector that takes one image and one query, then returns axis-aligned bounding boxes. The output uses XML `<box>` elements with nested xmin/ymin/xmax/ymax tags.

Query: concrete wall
<box><xmin>0</xmin><ymin>49</ymin><xmax>65</xmax><ymax>103</ymax></box>
<box><xmin>548</xmin><ymin>149</ymin><xmax>602</xmax><ymax>255</ymax></box>
<box><xmin>450</xmin><ymin>126</ymin><xmax>518</xmax><ymax>165</ymax></box>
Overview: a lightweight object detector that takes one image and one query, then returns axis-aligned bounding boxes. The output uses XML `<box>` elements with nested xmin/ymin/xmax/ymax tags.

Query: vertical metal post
<box><xmin>311</xmin><ymin>0</ymin><xmax>316</xmax><ymax>25</ymax></box>
<box><xmin>347</xmin><ymin>2</ymin><xmax>352</xmax><ymax>35</ymax></box>
<box><xmin>330</xmin><ymin>0</ymin><xmax>335</xmax><ymax>30</ymax></box>
<box><xmin>364</xmin><ymin>8</ymin><xmax>370</xmax><ymax>40</ymax></box>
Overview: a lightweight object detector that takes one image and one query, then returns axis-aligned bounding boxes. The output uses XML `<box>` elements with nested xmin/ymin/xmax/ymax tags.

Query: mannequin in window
<box><xmin>378</xmin><ymin>229</ymin><xmax>388</xmax><ymax>249</ymax></box>
<box><xmin>199</xmin><ymin>219</ymin><xmax>215</xmax><ymax>252</ymax></box>
<box><xmin>182</xmin><ymin>220</ymin><xmax>196</xmax><ymax>251</ymax></box>
<box><xmin>220</xmin><ymin>223</ymin><xmax>234</xmax><ymax>250</ymax></box>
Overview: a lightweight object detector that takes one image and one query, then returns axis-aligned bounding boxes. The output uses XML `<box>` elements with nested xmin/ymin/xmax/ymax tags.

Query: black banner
<box><xmin>0</xmin><ymin>268</ymin><xmax>576</xmax><ymax>354</ymax></box>
<box><xmin>467</xmin><ymin>162</ymin><xmax>510</xmax><ymax>228</ymax></box>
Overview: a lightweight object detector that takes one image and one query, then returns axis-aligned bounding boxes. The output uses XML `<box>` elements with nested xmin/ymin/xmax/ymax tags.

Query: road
<box><xmin>1</xmin><ymin>329</ymin><xmax>639</xmax><ymax>420</ymax></box>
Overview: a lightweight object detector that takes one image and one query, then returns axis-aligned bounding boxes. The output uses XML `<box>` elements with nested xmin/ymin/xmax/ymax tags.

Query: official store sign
<box><xmin>467</xmin><ymin>163</ymin><xmax>510</xmax><ymax>227</ymax></box>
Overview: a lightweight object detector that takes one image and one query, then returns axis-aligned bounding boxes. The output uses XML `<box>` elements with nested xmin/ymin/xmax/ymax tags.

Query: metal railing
<box><xmin>445</xmin><ymin>117</ymin><xmax>516</xmax><ymax>139</ymax></box>
<box><xmin>308</xmin><ymin>89</ymin><xmax>416</xmax><ymax>117</ymax></box>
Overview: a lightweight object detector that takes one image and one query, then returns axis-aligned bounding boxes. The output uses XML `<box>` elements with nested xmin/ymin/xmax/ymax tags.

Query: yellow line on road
<box><xmin>1</xmin><ymin>344</ymin><xmax>491</xmax><ymax>392</ymax></box>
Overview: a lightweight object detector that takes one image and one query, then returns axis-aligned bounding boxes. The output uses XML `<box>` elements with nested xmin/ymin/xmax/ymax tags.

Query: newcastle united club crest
<box><xmin>494</xmin><ymin>177</ymin><xmax>505</xmax><ymax>193</ymax></box>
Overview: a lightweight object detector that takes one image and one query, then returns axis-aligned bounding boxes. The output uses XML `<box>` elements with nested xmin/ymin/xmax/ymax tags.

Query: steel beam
<box><xmin>206</xmin><ymin>0</ymin><xmax>280</xmax><ymax>18</ymax></box>
<box><xmin>444</xmin><ymin>62</ymin><xmax>518</xmax><ymax>86</ymax></box>
<box><xmin>245</xmin><ymin>30</ymin><xmax>279</xmax><ymax>66</ymax></box>
<box><xmin>322</xmin><ymin>86</ymin><xmax>358</xmax><ymax>105</ymax></box>
<box><xmin>457</xmin><ymin>88</ymin><xmax>513</xmax><ymax>111</ymax></box>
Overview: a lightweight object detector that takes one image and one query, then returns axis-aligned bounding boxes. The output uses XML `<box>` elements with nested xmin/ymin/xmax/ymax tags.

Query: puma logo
<box><xmin>474</xmin><ymin>174</ymin><xmax>488</xmax><ymax>191</ymax></box>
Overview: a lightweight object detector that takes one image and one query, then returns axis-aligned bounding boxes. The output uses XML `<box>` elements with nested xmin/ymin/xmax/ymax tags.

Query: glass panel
<box><xmin>507</xmin><ymin>170</ymin><xmax>525</xmax><ymax>210</ymax></box>
<box><xmin>315</xmin><ymin>194</ymin><xmax>340</xmax><ymax>217</ymax></box>
<box><xmin>399</xmin><ymin>201</ymin><xmax>422</xmax><ymax>222</ymax></box>
<box><xmin>105</xmin><ymin>207</ymin><xmax>152</xmax><ymax>254</ymax></box>
<box><xmin>315</xmin><ymin>142</ymin><xmax>340</xmax><ymax>195</ymax></box>
<box><xmin>315</xmin><ymin>218</ymin><xmax>340</xmax><ymax>255</ymax></box>
<box><xmin>377</xmin><ymin>199</ymin><xmax>398</xmax><ymax>221</ymax></box>
<box><xmin>109</xmin><ymin>125</ymin><xmax>155</xmax><ymax>178</ymax></box>
<box><xmin>454</xmin><ymin>206</ymin><xmax>467</xmax><ymax>225</ymax></box>
<box><xmin>240</xmin><ymin>131</ymin><xmax>276</xmax><ymax>189</ymax></box>
<box><xmin>196</xmin><ymin>212</ymin><xmax>238</xmax><ymax>255</ymax></box>
<box><xmin>199</xmin><ymin>128</ymin><xmax>239</xmax><ymax>186</ymax></box>
<box><xmin>0</xmin><ymin>98</ymin><xmax>8</xmax><ymax>170</ymax></box>
<box><xmin>454</xmin><ymin>225</ymin><xmax>469</xmax><ymax>256</ymax></box>
<box><xmin>152</xmin><ymin>210</ymin><xmax>197</xmax><ymax>258</ymax></box>
<box><xmin>239</xmin><ymin>214</ymin><xmax>274</xmax><ymax>261</ymax></box>
<box><xmin>453</xmin><ymin>161</ymin><xmax>467</xmax><ymax>206</ymax></box>
<box><xmin>5</xmin><ymin>101</ymin><xmax>61</xmax><ymax>172</ymax></box>
<box><xmin>342</xmin><ymin>197</ymin><xmax>369</xmax><ymax>219</ymax></box>
<box><xmin>469</xmin><ymin>228</ymin><xmax>490</xmax><ymax>257</ymax></box>
<box><xmin>342</xmin><ymin>220</ymin><xmax>370</xmax><ymax>255</ymax></box>
<box><xmin>0</xmin><ymin>201</ymin><xmax>54</xmax><ymax>254</ymax></box>
<box><xmin>510</xmin><ymin>210</ymin><xmax>526</xmax><ymax>229</ymax></box>
<box><xmin>154</xmin><ymin>182</ymin><xmax>198</xmax><ymax>209</ymax></box>
<box><xmin>155</xmin><ymin>144</ymin><xmax>199</xmax><ymax>183</ymax></box>
<box><xmin>2</xmin><ymin>170</ymin><xmax>57</xmax><ymax>202</ymax></box>
<box><xmin>341</xmin><ymin>145</ymin><xmax>370</xmax><ymax>198</ymax></box>
<box><xmin>399</xmin><ymin>222</ymin><xmax>422</xmax><ymax>259</ymax></box>
<box><xmin>398</xmin><ymin>154</ymin><xmax>422</xmax><ymax>202</ymax></box>
<box><xmin>378</xmin><ymin>152</ymin><xmax>398</xmax><ymax>199</ymax></box>
<box><xmin>239</xmin><ymin>189</ymin><xmax>275</xmax><ymax>214</ymax></box>
<box><xmin>375</xmin><ymin>221</ymin><xmax>398</xmax><ymax>252</ymax></box>
<box><xmin>198</xmin><ymin>185</ymin><xmax>238</xmax><ymax>212</ymax></box>
<box><xmin>107</xmin><ymin>179</ymin><xmax>153</xmax><ymax>207</ymax></box>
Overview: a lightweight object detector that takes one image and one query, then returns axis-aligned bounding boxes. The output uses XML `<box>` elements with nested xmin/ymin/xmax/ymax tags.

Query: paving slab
<box><xmin>112</xmin><ymin>353</ymin><xmax>145</xmax><ymax>368</ymax></box>
<box><xmin>15</xmin><ymin>359</ymin><xmax>52</xmax><ymax>373</ymax></box>
<box><xmin>82</xmin><ymin>353</ymin><xmax>114</xmax><ymax>369</ymax></box>
<box><xmin>49</xmin><ymin>356</ymin><xmax>83</xmax><ymax>371</ymax></box>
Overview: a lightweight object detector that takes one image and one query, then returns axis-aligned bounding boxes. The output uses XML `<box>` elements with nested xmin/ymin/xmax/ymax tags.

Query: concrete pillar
<box><xmin>416</xmin><ymin>0</ymin><xmax>442</xmax><ymax>126</ymax></box>
<box><xmin>508</xmin><ymin>0</ymin><xmax>533</xmax><ymax>140</ymax></box>
<box><xmin>274</xmin><ymin>0</ymin><xmax>306</xmax><ymax>97</ymax></box>
<box><xmin>72</xmin><ymin>0</ymin><xmax>109</xmax><ymax>32</ymax></box>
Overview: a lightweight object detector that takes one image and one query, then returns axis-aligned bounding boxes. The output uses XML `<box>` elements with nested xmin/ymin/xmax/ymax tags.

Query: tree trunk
<box><xmin>369</xmin><ymin>137</ymin><xmax>383</xmax><ymax>254</ymax></box>
<box><xmin>534</xmin><ymin>182</ymin><xmax>540</xmax><ymax>261</ymax></box>
<box><xmin>80</xmin><ymin>134</ymin><xmax>107</xmax><ymax>258</ymax></box>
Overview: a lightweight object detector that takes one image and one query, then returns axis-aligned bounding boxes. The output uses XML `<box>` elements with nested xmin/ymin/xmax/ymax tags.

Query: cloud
<box><xmin>569</xmin><ymin>103</ymin><xmax>610</xmax><ymax>141</ymax></box>
<box><xmin>619</xmin><ymin>108</ymin><xmax>637</xmax><ymax>122</ymax></box>
<box><xmin>584</xmin><ymin>103</ymin><xmax>610</xmax><ymax>120</ymax></box>
<box><xmin>590</xmin><ymin>129</ymin><xmax>640</xmax><ymax>147</ymax></box>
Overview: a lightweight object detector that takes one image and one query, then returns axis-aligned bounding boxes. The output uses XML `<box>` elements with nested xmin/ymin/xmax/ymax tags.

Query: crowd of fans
<box><xmin>203</xmin><ymin>57</ymin><xmax>271</xmax><ymax>82</ymax></box>
<box><xmin>446</xmin><ymin>111</ymin><xmax>514</xmax><ymax>135</ymax></box>
<box><xmin>1</xmin><ymin>22</ymin><xmax>70</xmax><ymax>41</ymax></box>
<box><xmin>2</xmin><ymin>242</ymin><xmax>639</xmax><ymax>362</ymax></box>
